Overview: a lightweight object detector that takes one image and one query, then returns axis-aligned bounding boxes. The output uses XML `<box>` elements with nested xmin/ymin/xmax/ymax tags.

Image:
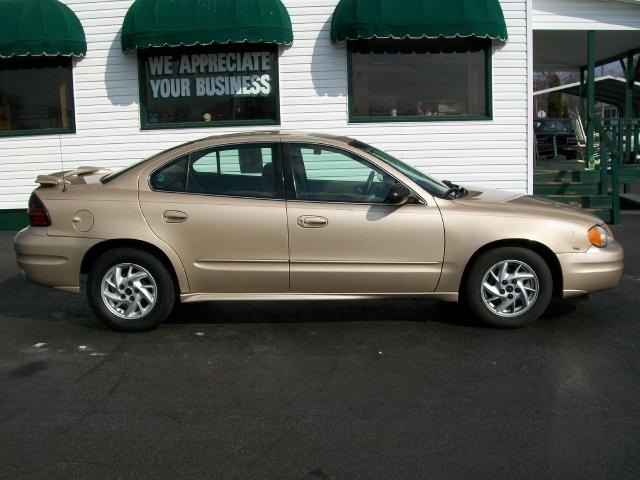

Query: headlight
<box><xmin>588</xmin><ymin>225</ymin><xmax>609</xmax><ymax>248</ymax></box>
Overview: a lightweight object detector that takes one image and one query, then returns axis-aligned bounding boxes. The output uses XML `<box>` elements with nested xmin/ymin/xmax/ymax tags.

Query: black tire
<box><xmin>464</xmin><ymin>247</ymin><xmax>553</xmax><ymax>328</ymax></box>
<box><xmin>87</xmin><ymin>248</ymin><xmax>176</xmax><ymax>332</ymax></box>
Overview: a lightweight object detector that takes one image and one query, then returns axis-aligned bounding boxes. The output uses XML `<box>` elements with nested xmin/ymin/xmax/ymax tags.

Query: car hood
<box><xmin>451</xmin><ymin>187</ymin><xmax>603</xmax><ymax>225</ymax></box>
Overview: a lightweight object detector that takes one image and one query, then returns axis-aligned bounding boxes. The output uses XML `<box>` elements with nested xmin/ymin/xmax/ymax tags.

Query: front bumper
<box><xmin>557</xmin><ymin>242</ymin><xmax>624</xmax><ymax>298</ymax></box>
<box><xmin>14</xmin><ymin>227</ymin><xmax>99</xmax><ymax>293</ymax></box>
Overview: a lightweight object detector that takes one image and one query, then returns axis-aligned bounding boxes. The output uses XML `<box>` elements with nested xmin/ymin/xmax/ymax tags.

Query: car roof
<box><xmin>101</xmin><ymin>131</ymin><xmax>359</xmax><ymax>185</ymax></box>
<box><xmin>149</xmin><ymin>131</ymin><xmax>355</xmax><ymax>160</ymax></box>
<box><xmin>185</xmin><ymin>130</ymin><xmax>353</xmax><ymax>146</ymax></box>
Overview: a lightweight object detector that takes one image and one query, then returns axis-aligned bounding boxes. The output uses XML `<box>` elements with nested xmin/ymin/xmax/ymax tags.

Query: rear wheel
<box><xmin>464</xmin><ymin>247</ymin><xmax>553</xmax><ymax>328</ymax></box>
<box><xmin>87</xmin><ymin>248</ymin><xmax>175</xmax><ymax>332</ymax></box>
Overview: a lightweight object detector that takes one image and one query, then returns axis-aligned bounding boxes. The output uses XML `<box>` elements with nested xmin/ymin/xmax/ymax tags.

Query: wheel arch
<box><xmin>80</xmin><ymin>239</ymin><xmax>187</xmax><ymax>294</ymax></box>
<box><xmin>459</xmin><ymin>239</ymin><xmax>563</xmax><ymax>298</ymax></box>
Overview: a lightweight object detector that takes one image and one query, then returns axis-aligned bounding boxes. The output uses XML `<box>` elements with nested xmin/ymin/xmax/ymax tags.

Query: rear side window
<box><xmin>188</xmin><ymin>144</ymin><xmax>278</xmax><ymax>198</ymax></box>
<box><xmin>149</xmin><ymin>144</ymin><xmax>281</xmax><ymax>199</ymax></box>
<box><xmin>150</xmin><ymin>156</ymin><xmax>188</xmax><ymax>191</ymax></box>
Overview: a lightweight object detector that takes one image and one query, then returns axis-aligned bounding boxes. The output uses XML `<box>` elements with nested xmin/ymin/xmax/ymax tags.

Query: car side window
<box><xmin>187</xmin><ymin>144</ymin><xmax>279</xmax><ymax>199</ymax></box>
<box><xmin>287</xmin><ymin>144</ymin><xmax>396</xmax><ymax>203</ymax></box>
<box><xmin>150</xmin><ymin>156</ymin><xmax>188</xmax><ymax>192</ymax></box>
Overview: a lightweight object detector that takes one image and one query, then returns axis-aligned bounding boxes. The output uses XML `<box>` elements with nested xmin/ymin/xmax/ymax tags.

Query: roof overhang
<box><xmin>533</xmin><ymin>75</ymin><xmax>640</xmax><ymax>113</ymax></box>
<box><xmin>534</xmin><ymin>30</ymin><xmax>640</xmax><ymax>70</ymax></box>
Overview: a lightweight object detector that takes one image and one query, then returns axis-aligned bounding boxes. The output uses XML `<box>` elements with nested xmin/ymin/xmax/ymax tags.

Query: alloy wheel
<box><xmin>101</xmin><ymin>263</ymin><xmax>158</xmax><ymax>320</ymax></box>
<box><xmin>480</xmin><ymin>259</ymin><xmax>539</xmax><ymax>317</ymax></box>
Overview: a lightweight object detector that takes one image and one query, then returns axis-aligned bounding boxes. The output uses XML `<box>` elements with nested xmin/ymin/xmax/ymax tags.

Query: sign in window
<box><xmin>139</xmin><ymin>45</ymin><xmax>279</xmax><ymax>129</ymax></box>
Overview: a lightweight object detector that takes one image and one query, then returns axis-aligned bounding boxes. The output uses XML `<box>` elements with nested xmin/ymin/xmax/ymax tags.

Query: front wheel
<box><xmin>464</xmin><ymin>247</ymin><xmax>553</xmax><ymax>328</ymax></box>
<box><xmin>87</xmin><ymin>248</ymin><xmax>176</xmax><ymax>332</ymax></box>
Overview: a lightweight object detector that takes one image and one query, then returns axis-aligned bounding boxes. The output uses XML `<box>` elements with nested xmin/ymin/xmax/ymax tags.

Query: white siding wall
<box><xmin>0</xmin><ymin>0</ymin><xmax>530</xmax><ymax>210</ymax></box>
<box><xmin>533</xmin><ymin>0</ymin><xmax>640</xmax><ymax>29</ymax></box>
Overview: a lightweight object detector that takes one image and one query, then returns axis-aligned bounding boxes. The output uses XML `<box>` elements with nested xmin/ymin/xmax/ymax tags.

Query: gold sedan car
<box><xmin>14</xmin><ymin>132</ymin><xmax>623</xmax><ymax>331</ymax></box>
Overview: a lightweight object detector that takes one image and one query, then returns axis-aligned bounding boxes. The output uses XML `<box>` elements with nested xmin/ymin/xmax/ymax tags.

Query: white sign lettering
<box><xmin>147</xmin><ymin>51</ymin><xmax>273</xmax><ymax>99</ymax></box>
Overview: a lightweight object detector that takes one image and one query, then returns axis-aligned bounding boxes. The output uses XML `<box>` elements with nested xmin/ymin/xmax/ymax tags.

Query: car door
<box><xmin>138</xmin><ymin>142</ymin><xmax>289</xmax><ymax>294</ymax></box>
<box><xmin>283</xmin><ymin>142</ymin><xmax>445</xmax><ymax>294</ymax></box>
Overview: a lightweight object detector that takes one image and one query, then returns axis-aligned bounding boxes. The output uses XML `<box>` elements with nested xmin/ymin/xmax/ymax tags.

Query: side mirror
<box><xmin>385</xmin><ymin>183</ymin><xmax>412</xmax><ymax>205</ymax></box>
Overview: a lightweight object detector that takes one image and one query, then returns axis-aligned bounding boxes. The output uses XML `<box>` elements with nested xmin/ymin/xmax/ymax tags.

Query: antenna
<box><xmin>58</xmin><ymin>134</ymin><xmax>67</xmax><ymax>192</ymax></box>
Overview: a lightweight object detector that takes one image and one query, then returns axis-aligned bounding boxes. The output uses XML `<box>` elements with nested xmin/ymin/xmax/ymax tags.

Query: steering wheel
<box><xmin>363</xmin><ymin>171</ymin><xmax>376</xmax><ymax>196</ymax></box>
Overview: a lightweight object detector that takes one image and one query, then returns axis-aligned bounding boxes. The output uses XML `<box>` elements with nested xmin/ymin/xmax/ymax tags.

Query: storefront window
<box><xmin>348</xmin><ymin>38</ymin><xmax>491</xmax><ymax>122</ymax></box>
<box><xmin>0</xmin><ymin>57</ymin><xmax>75</xmax><ymax>136</ymax></box>
<box><xmin>138</xmin><ymin>44</ymin><xmax>279</xmax><ymax>129</ymax></box>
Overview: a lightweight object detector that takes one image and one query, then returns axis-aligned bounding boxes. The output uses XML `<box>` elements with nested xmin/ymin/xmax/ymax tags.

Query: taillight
<box><xmin>28</xmin><ymin>193</ymin><xmax>51</xmax><ymax>227</ymax></box>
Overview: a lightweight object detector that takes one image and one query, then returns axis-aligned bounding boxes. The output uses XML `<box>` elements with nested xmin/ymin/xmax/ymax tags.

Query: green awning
<box><xmin>121</xmin><ymin>0</ymin><xmax>294</xmax><ymax>52</ymax></box>
<box><xmin>331</xmin><ymin>0</ymin><xmax>508</xmax><ymax>43</ymax></box>
<box><xmin>0</xmin><ymin>0</ymin><xmax>87</xmax><ymax>57</ymax></box>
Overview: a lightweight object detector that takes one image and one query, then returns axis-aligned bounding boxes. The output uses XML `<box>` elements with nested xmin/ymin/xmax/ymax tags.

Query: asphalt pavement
<box><xmin>1</xmin><ymin>217</ymin><xmax>639</xmax><ymax>480</ymax></box>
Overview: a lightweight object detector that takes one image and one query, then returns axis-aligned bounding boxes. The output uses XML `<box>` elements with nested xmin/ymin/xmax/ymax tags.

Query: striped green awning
<box><xmin>0</xmin><ymin>0</ymin><xmax>87</xmax><ymax>57</ymax></box>
<box><xmin>121</xmin><ymin>0</ymin><xmax>294</xmax><ymax>52</ymax></box>
<box><xmin>331</xmin><ymin>0</ymin><xmax>508</xmax><ymax>43</ymax></box>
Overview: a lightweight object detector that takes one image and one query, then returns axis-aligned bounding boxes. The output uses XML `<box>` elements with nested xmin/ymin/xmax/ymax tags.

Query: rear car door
<box><xmin>139</xmin><ymin>142</ymin><xmax>289</xmax><ymax>294</ymax></box>
<box><xmin>283</xmin><ymin>142</ymin><xmax>445</xmax><ymax>294</ymax></box>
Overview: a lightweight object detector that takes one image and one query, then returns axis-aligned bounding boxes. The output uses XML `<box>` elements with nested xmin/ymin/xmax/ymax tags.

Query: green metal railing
<box><xmin>593</xmin><ymin>117</ymin><xmax>640</xmax><ymax>224</ymax></box>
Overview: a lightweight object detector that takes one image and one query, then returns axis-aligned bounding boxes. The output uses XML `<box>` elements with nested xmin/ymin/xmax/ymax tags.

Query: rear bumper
<box><xmin>557</xmin><ymin>242</ymin><xmax>624</xmax><ymax>298</ymax></box>
<box><xmin>14</xmin><ymin>228</ymin><xmax>99</xmax><ymax>293</ymax></box>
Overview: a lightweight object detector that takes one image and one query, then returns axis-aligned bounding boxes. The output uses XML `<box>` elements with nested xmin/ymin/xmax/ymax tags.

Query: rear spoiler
<box><xmin>36</xmin><ymin>166</ymin><xmax>111</xmax><ymax>189</ymax></box>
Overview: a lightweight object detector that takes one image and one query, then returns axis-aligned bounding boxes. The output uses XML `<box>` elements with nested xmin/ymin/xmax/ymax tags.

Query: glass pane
<box><xmin>0</xmin><ymin>57</ymin><xmax>74</xmax><ymax>133</ymax></box>
<box><xmin>150</xmin><ymin>156</ymin><xmax>188</xmax><ymax>192</ymax></box>
<box><xmin>192</xmin><ymin>152</ymin><xmax>218</xmax><ymax>173</ymax></box>
<box><xmin>350</xmin><ymin>38</ymin><xmax>488</xmax><ymax>119</ymax></box>
<box><xmin>141</xmin><ymin>45</ymin><xmax>278</xmax><ymax>127</ymax></box>
<box><xmin>188</xmin><ymin>144</ymin><xmax>278</xmax><ymax>198</ymax></box>
<box><xmin>290</xmin><ymin>144</ymin><xmax>395</xmax><ymax>203</ymax></box>
<box><xmin>349</xmin><ymin>139</ymin><xmax>450</xmax><ymax>197</ymax></box>
<box><xmin>535</xmin><ymin>119</ymin><xmax>574</xmax><ymax>134</ymax></box>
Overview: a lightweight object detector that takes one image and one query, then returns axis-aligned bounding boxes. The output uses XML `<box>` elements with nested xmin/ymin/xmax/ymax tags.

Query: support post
<box><xmin>579</xmin><ymin>68</ymin><xmax>586</xmax><ymax>124</ymax></box>
<box><xmin>586</xmin><ymin>31</ymin><xmax>596</xmax><ymax>170</ymax></box>
<box><xmin>600</xmin><ymin>137</ymin><xmax>609</xmax><ymax>195</ymax></box>
<box><xmin>613</xmin><ymin>121</ymin><xmax>622</xmax><ymax>224</ymax></box>
<box><xmin>624</xmin><ymin>52</ymin><xmax>634</xmax><ymax>165</ymax></box>
<box><xmin>625</xmin><ymin>53</ymin><xmax>639</xmax><ymax>169</ymax></box>
<box><xmin>625</xmin><ymin>52</ymin><xmax>635</xmax><ymax>120</ymax></box>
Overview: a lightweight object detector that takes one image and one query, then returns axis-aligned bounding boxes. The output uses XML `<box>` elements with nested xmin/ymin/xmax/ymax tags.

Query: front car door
<box><xmin>283</xmin><ymin>141</ymin><xmax>445</xmax><ymax>294</ymax></box>
<box><xmin>138</xmin><ymin>141</ymin><xmax>289</xmax><ymax>294</ymax></box>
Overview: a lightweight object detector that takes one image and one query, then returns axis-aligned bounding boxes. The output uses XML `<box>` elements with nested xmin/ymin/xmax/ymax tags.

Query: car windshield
<box><xmin>535</xmin><ymin>119</ymin><xmax>574</xmax><ymax>134</ymax></box>
<box><xmin>349</xmin><ymin>140</ymin><xmax>451</xmax><ymax>197</ymax></box>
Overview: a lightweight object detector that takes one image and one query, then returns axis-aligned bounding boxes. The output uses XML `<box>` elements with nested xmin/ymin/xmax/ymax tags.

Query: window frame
<box><xmin>137</xmin><ymin>44</ymin><xmax>281</xmax><ymax>131</ymax></box>
<box><xmin>0</xmin><ymin>56</ymin><xmax>76</xmax><ymax>138</ymax></box>
<box><xmin>282</xmin><ymin>142</ymin><xmax>425</xmax><ymax>206</ymax></box>
<box><xmin>148</xmin><ymin>142</ymin><xmax>286</xmax><ymax>201</ymax></box>
<box><xmin>346</xmin><ymin>39</ymin><xmax>493</xmax><ymax>124</ymax></box>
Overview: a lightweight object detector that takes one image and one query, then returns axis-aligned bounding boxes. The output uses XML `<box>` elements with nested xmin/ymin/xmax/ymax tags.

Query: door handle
<box><xmin>297</xmin><ymin>215</ymin><xmax>328</xmax><ymax>228</ymax></box>
<box><xmin>163</xmin><ymin>210</ymin><xmax>188</xmax><ymax>223</ymax></box>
